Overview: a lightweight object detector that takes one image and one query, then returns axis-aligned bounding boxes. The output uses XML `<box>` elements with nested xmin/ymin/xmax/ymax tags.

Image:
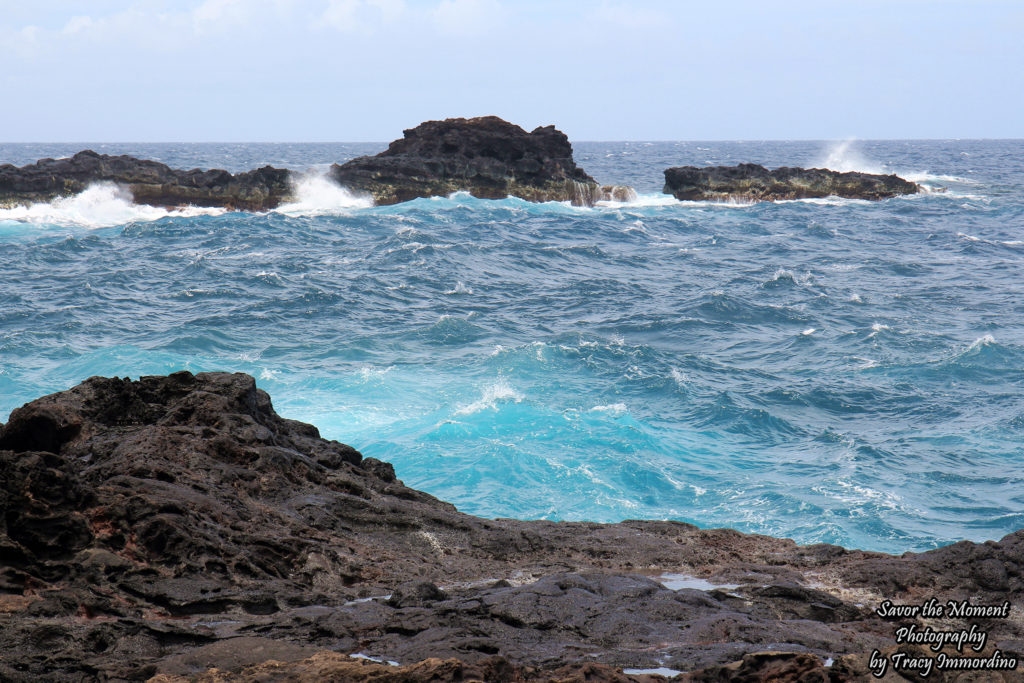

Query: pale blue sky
<box><xmin>2</xmin><ymin>0</ymin><xmax>1021</xmax><ymax>141</ymax></box>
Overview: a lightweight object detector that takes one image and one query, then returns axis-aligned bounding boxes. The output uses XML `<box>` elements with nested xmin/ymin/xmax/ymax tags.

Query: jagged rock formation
<box><xmin>663</xmin><ymin>163</ymin><xmax>920</xmax><ymax>202</ymax></box>
<box><xmin>1</xmin><ymin>373</ymin><xmax>1022</xmax><ymax>681</ymax></box>
<box><xmin>330</xmin><ymin>116</ymin><xmax>633</xmax><ymax>206</ymax></box>
<box><xmin>0</xmin><ymin>151</ymin><xmax>291</xmax><ymax>211</ymax></box>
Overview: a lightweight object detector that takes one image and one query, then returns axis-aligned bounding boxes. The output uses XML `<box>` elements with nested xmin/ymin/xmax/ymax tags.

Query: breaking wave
<box><xmin>0</xmin><ymin>182</ymin><xmax>225</xmax><ymax>228</ymax></box>
<box><xmin>275</xmin><ymin>170</ymin><xmax>374</xmax><ymax>215</ymax></box>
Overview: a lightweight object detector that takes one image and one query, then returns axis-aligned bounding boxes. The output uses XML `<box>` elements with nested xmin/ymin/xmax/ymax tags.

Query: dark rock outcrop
<box><xmin>1</xmin><ymin>373</ymin><xmax>1022</xmax><ymax>682</ymax></box>
<box><xmin>330</xmin><ymin>116</ymin><xmax>633</xmax><ymax>206</ymax></box>
<box><xmin>0</xmin><ymin>151</ymin><xmax>291</xmax><ymax>211</ymax></box>
<box><xmin>663</xmin><ymin>163</ymin><xmax>920</xmax><ymax>202</ymax></box>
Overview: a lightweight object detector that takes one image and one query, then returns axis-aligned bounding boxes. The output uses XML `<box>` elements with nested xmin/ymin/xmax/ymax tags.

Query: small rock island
<box><xmin>330</xmin><ymin>116</ymin><xmax>632</xmax><ymax>206</ymax></box>
<box><xmin>663</xmin><ymin>163</ymin><xmax>920</xmax><ymax>202</ymax></box>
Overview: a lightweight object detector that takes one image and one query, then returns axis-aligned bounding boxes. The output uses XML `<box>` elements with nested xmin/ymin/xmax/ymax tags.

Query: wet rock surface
<box><xmin>0</xmin><ymin>150</ymin><xmax>291</xmax><ymax>211</ymax></box>
<box><xmin>663</xmin><ymin>163</ymin><xmax>920</xmax><ymax>202</ymax></box>
<box><xmin>1</xmin><ymin>372</ymin><xmax>1022</xmax><ymax>681</ymax></box>
<box><xmin>330</xmin><ymin>116</ymin><xmax>632</xmax><ymax>206</ymax></box>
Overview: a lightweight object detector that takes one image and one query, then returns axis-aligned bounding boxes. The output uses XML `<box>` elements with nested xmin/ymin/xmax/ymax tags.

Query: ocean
<box><xmin>1</xmin><ymin>139</ymin><xmax>1021</xmax><ymax>554</ymax></box>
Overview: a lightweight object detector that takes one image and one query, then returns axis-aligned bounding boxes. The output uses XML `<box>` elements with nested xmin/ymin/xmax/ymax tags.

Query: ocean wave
<box><xmin>274</xmin><ymin>171</ymin><xmax>373</xmax><ymax>215</ymax></box>
<box><xmin>0</xmin><ymin>182</ymin><xmax>225</xmax><ymax>228</ymax></box>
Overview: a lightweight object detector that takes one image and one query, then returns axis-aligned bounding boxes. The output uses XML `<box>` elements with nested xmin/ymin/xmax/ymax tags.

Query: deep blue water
<box><xmin>2</xmin><ymin>139</ymin><xmax>1022</xmax><ymax>554</ymax></box>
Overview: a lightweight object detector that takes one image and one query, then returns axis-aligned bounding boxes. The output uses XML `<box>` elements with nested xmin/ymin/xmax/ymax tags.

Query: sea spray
<box><xmin>276</xmin><ymin>170</ymin><xmax>374</xmax><ymax>214</ymax></box>
<box><xmin>0</xmin><ymin>182</ymin><xmax>225</xmax><ymax>227</ymax></box>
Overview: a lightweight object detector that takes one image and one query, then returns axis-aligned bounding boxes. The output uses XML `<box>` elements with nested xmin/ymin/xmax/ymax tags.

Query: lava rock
<box><xmin>2</xmin><ymin>373</ymin><xmax>1024</xmax><ymax>682</ymax></box>
<box><xmin>330</xmin><ymin>116</ymin><xmax>632</xmax><ymax>206</ymax></box>
<box><xmin>663</xmin><ymin>163</ymin><xmax>919</xmax><ymax>202</ymax></box>
<box><xmin>0</xmin><ymin>150</ymin><xmax>291</xmax><ymax>210</ymax></box>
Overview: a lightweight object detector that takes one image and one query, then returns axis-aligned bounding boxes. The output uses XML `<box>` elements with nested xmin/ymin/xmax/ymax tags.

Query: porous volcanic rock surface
<box><xmin>663</xmin><ymin>163</ymin><xmax>920</xmax><ymax>202</ymax></box>
<box><xmin>0</xmin><ymin>151</ymin><xmax>291</xmax><ymax>211</ymax></box>
<box><xmin>330</xmin><ymin>116</ymin><xmax>633</xmax><ymax>206</ymax></box>
<box><xmin>1</xmin><ymin>372</ymin><xmax>1022</xmax><ymax>681</ymax></box>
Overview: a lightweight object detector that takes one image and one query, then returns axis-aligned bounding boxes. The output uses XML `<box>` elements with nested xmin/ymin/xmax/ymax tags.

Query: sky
<box><xmin>1</xmin><ymin>0</ymin><xmax>1022</xmax><ymax>142</ymax></box>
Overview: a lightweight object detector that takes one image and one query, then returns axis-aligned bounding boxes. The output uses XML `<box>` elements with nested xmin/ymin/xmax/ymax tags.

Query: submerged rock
<box><xmin>1</xmin><ymin>373</ymin><xmax>1022</xmax><ymax>681</ymax></box>
<box><xmin>330</xmin><ymin>116</ymin><xmax>631</xmax><ymax>206</ymax></box>
<box><xmin>663</xmin><ymin>163</ymin><xmax>920</xmax><ymax>202</ymax></box>
<box><xmin>0</xmin><ymin>150</ymin><xmax>291</xmax><ymax>211</ymax></box>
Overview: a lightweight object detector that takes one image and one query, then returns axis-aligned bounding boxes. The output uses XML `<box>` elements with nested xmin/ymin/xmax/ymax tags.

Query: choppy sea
<box><xmin>1</xmin><ymin>139</ymin><xmax>1022</xmax><ymax>554</ymax></box>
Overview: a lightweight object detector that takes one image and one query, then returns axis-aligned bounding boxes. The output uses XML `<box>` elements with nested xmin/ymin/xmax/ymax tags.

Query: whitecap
<box><xmin>454</xmin><ymin>381</ymin><xmax>524</xmax><ymax>416</ymax></box>
<box><xmin>589</xmin><ymin>403</ymin><xmax>627</xmax><ymax>416</ymax></box>
<box><xmin>444</xmin><ymin>281</ymin><xmax>473</xmax><ymax>295</ymax></box>
<box><xmin>966</xmin><ymin>334</ymin><xmax>996</xmax><ymax>351</ymax></box>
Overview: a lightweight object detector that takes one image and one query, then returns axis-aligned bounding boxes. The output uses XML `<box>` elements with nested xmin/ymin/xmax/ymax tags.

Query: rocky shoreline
<box><xmin>0</xmin><ymin>118</ymin><xmax>923</xmax><ymax>211</ymax></box>
<box><xmin>1</xmin><ymin>372</ymin><xmax>1020</xmax><ymax>681</ymax></box>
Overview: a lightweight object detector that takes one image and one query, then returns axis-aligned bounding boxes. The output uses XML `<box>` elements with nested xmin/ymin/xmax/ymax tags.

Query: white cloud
<box><xmin>61</xmin><ymin>16</ymin><xmax>96</xmax><ymax>35</ymax></box>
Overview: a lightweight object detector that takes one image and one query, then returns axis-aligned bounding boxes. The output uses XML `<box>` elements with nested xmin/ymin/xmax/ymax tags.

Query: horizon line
<box><xmin>3</xmin><ymin>137</ymin><xmax>1024</xmax><ymax>146</ymax></box>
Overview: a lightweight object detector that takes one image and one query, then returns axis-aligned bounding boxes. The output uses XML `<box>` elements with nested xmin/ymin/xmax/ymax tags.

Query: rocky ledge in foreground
<box><xmin>0</xmin><ymin>151</ymin><xmax>291</xmax><ymax>211</ymax></box>
<box><xmin>2</xmin><ymin>373</ymin><xmax>1022</xmax><ymax>682</ymax></box>
<box><xmin>663</xmin><ymin>163</ymin><xmax>920</xmax><ymax>202</ymax></box>
<box><xmin>330</xmin><ymin>116</ymin><xmax>634</xmax><ymax>206</ymax></box>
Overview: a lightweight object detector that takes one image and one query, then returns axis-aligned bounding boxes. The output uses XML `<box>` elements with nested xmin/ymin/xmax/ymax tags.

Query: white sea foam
<box><xmin>0</xmin><ymin>182</ymin><xmax>225</xmax><ymax>228</ymax></box>
<box><xmin>966</xmin><ymin>334</ymin><xmax>996</xmax><ymax>352</ymax></box>
<box><xmin>275</xmin><ymin>171</ymin><xmax>373</xmax><ymax>215</ymax></box>
<box><xmin>594</xmin><ymin>193</ymin><xmax>678</xmax><ymax>209</ymax></box>
<box><xmin>444</xmin><ymin>281</ymin><xmax>473</xmax><ymax>295</ymax></box>
<box><xmin>589</xmin><ymin>403</ymin><xmax>627</xmax><ymax>416</ymax></box>
<box><xmin>454</xmin><ymin>381</ymin><xmax>524</xmax><ymax>416</ymax></box>
<box><xmin>776</xmin><ymin>196</ymin><xmax>869</xmax><ymax>206</ymax></box>
<box><xmin>902</xmin><ymin>171</ymin><xmax>976</xmax><ymax>185</ymax></box>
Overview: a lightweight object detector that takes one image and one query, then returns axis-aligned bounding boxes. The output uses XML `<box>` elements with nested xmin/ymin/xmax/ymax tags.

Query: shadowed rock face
<box><xmin>330</xmin><ymin>116</ymin><xmax>632</xmax><ymax>206</ymax></box>
<box><xmin>1</xmin><ymin>373</ymin><xmax>1022</xmax><ymax>682</ymax></box>
<box><xmin>0</xmin><ymin>151</ymin><xmax>291</xmax><ymax>211</ymax></box>
<box><xmin>663</xmin><ymin>163</ymin><xmax>920</xmax><ymax>202</ymax></box>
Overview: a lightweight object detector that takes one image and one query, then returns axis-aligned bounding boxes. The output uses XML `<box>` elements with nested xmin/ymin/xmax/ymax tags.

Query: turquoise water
<box><xmin>2</xmin><ymin>140</ymin><xmax>1023</xmax><ymax>554</ymax></box>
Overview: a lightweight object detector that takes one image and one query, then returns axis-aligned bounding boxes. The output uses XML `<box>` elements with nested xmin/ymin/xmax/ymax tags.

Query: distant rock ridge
<box><xmin>663</xmin><ymin>163</ymin><xmax>920</xmax><ymax>202</ymax></box>
<box><xmin>330</xmin><ymin>116</ymin><xmax>634</xmax><ymax>206</ymax></box>
<box><xmin>0</xmin><ymin>150</ymin><xmax>291</xmax><ymax>211</ymax></box>
<box><xmin>0</xmin><ymin>118</ymin><xmax>634</xmax><ymax>211</ymax></box>
<box><xmin>2</xmin><ymin>372</ymin><xmax>1023</xmax><ymax>681</ymax></box>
